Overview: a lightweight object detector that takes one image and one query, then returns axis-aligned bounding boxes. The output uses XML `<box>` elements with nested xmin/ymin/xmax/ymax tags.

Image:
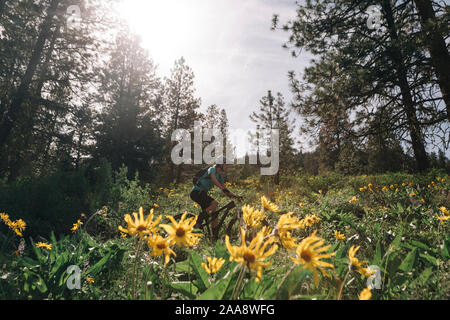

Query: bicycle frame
<box><xmin>173</xmin><ymin>201</ymin><xmax>243</xmax><ymax>241</ymax></box>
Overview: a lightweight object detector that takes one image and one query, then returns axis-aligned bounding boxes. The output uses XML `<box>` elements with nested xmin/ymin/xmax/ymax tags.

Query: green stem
<box><xmin>132</xmin><ymin>238</ymin><xmax>143</xmax><ymax>299</ymax></box>
<box><xmin>231</xmin><ymin>264</ymin><xmax>246</xmax><ymax>300</ymax></box>
<box><xmin>144</xmin><ymin>263</ymin><xmax>153</xmax><ymax>300</ymax></box>
<box><xmin>337</xmin><ymin>264</ymin><xmax>351</xmax><ymax>300</ymax></box>
<box><xmin>188</xmin><ymin>252</ymin><xmax>192</xmax><ymax>295</ymax></box>
<box><xmin>161</xmin><ymin>263</ymin><xmax>167</xmax><ymax>300</ymax></box>
<box><xmin>275</xmin><ymin>264</ymin><xmax>296</xmax><ymax>299</ymax></box>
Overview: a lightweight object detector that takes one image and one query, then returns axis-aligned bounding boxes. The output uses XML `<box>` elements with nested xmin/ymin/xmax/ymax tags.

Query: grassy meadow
<box><xmin>1</xmin><ymin>169</ymin><xmax>449</xmax><ymax>300</ymax></box>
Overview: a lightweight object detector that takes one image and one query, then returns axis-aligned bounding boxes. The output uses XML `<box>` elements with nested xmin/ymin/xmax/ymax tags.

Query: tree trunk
<box><xmin>382</xmin><ymin>0</ymin><xmax>429</xmax><ymax>171</ymax></box>
<box><xmin>414</xmin><ymin>0</ymin><xmax>450</xmax><ymax>121</ymax></box>
<box><xmin>0</xmin><ymin>0</ymin><xmax>60</xmax><ymax>149</ymax></box>
<box><xmin>0</xmin><ymin>0</ymin><xmax>6</xmax><ymax>18</ymax></box>
<box><xmin>0</xmin><ymin>0</ymin><xmax>6</xmax><ymax>19</ymax></box>
<box><xmin>170</xmin><ymin>77</ymin><xmax>182</xmax><ymax>182</ymax></box>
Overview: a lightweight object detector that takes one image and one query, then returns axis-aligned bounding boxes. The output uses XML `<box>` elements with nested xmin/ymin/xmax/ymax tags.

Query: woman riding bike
<box><xmin>190</xmin><ymin>156</ymin><xmax>242</xmax><ymax>236</ymax></box>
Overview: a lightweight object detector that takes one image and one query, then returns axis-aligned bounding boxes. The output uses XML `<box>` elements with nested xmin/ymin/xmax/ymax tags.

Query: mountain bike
<box><xmin>174</xmin><ymin>198</ymin><xmax>244</xmax><ymax>241</ymax></box>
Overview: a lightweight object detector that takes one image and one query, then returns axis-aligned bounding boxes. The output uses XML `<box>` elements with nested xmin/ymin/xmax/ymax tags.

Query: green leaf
<box><xmin>260</xmin><ymin>278</ymin><xmax>280</xmax><ymax>300</ymax></box>
<box><xmin>419</xmin><ymin>253</ymin><xmax>438</xmax><ymax>267</ymax></box>
<box><xmin>409</xmin><ymin>240</ymin><xmax>430</xmax><ymax>251</ymax></box>
<box><xmin>241</xmin><ymin>277</ymin><xmax>276</xmax><ymax>299</ymax></box>
<box><xmin>175</xmin><ymin>259</ymin><xmax>190</xmax><ymax>273</ymax></box>
<box><xmin>372</xmin><ymin>240</ymin><xmax>383</xmax><ymax>266</ymax></box>
<box><xmin>169</xmin><ymin>282</ymin><xmax>198</xmax><ymax>299</ymax></box>
<box><xmin>391</xmin><ymin>274</ymin><xmax>409</xmax><ymax>287</ymax></box>
<box><xmin>36</xmin><ymin>276</ymin><xmax>48</xmax><ymax>293</ymax></box>
<box><xmin>20</xmin><ymin>256</ymin><xmax>39</xmax><ymax>269</ymax></box>
<box><xmin>30</xmin><ymin>239</ymin><xmax>45</xmax><ymax>264</ymax></box>
<box><xmin>386</xmin><ymin>253</ymin><xmax>402</xmax><ymax>276</ymax></box>
<box><xmin>49</xmin><ymin>252</ymin><xmax>70</xmax><ymax>279</ymax></box>
<box><xmin>329</xmin><ymin>241</ymin><xmax>340</xmax><ymax>254</ymax></box>
<box><xmin>214</xmin><ymin>240</ymin><xmax>230</xmax><ymax>261</ymax></box>
<box><xmin>442</xmin><ymin>238</ymin><xmax>450</xmax><ymax>259</ymax></box>
<box><xmin>335</xmin><ymin>245</ymin><xmax>347</xmax><ymax>259</ymax></box>
<box><xmin>410</xmin><ymin>267</ymin><xmax>433</xmax><ymax>287</ymax></box>
<box><xmin>50</xmin><ymin>232</ymin><xmax>59</xmax><ymax>256</ymax></box>
<box><xmin>398</xmin><ymin>248</ymin><xmax>418</xmax><ymax>273</ymax></box>
<box><xmin>86</xmin><ymin>252</ymin><xmax>111</xmax><ymax>276</ymax></box>
<box><xmin>197</xmin><ymin>269</ymin><xmax>238</xmax><ymax>300</ymax></box>
<box><xmin>392</xmin><ymin>233</ymin><xmax>402</xmax><ymax>247</ymax></box>
<box><xmin>188</xmin><ymin>251</ymin><xmax>210</xmax><ymax>292</ymax></box>
<box><xmin>276</xmin><ymin>266</ymin><xmax>312</xmax><ymax>300</ymax></box>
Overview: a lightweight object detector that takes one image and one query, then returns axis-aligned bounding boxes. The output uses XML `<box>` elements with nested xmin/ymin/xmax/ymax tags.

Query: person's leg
<box><xmin>206</xmin><ymin>200</ymin><xmax>219</xmax><ymax>229</ymax></box>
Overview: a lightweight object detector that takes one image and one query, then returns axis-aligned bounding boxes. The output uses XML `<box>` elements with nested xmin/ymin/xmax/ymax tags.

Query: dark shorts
<box><xmin>190</xmin><ymin>189</ymin><xmax>215</xmax><ymax>211</ymax></box>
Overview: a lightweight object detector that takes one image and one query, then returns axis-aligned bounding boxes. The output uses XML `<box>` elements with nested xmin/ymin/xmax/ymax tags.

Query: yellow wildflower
<box><xmin>440</xmin><ymin>206</ymin><xmax>449</xmax><ymax>215</ymax></box>
<box><xmin>118</xmin><ymin>207</ymin><xmax>161</xmax><ymax>239</ymax></box>
<box><xmin>437</xmin><ymin>215</ymin><xmax>450</xmax><ymax>224</ymax></box>
<box><xmin>349</xmin><ymin>196</ymin><xmax>358</xmax><ymax>204</ymax></box>
<box><xmin>86</xmin><ymin>276</ymin><xmax>95</xmax><ymax>284</ymax></box>
<box><xmin>291</xmin><ymin>231</ymin><xmax>335</xmax><ymax>286</ymax></box>
<box><xmin>242</xmin><ymin>205</ymin><xmax>265</xmax><ymax>229</ymax></box>
<box><xmin>276</xmin><ymin>212</ymin><xmax>304</xmax><ymax>234</ymax></box>
<box><xmin>334</xmin><ymin>230</ymin><xmax>346</xmax><ymax>241</ymax></box>
<box><xmin>201</xmin><ymin>257</ymin><xmax>225</xmax><ymax>275</ymax></box>
<box><xmin>261</xmin><ymin>196</ymin><xmax>279</xmax><ymax>212</ymax></box>
<box><xmin>147</xmin><ymin>234</ymin><xmax>176</xmax><ymax>266</ymax></box>
<box><xmin>71</xmin><ymin>219</ymin><xmax>83</xmax><ymax>233</ymax></box>
<box><xmin>348</xmin><ymin>246</ymin><xmax>375</xmax><ymax>277</ymax></box>
<box><xmin>160</xmin><ymin>212</ymin><xmax>202</xmax><ymax>247</ymax></box>
<box><xmin>225</xmin><ymin>227</ymin><xmax>278</xmax><ymax>282</ymax></box>
<box><xmin>1</xmin><ymin>214</ymin><xmax>26</xmax><ymax>237</ymax></box>
<box><xmin>260</xmin><ymin>226</ymin><xmax>272</xmax><ymax>238</ymax></box>
<box><xmin>359</xmin><ymin>287</ymin><xmax>372</xmax><ymax>300</ymax></box>
<box><xmin>278</xmin><ymin>231</ymin><xmax>298</xmax><ymax>250</ymax></box>
<box><xmin>35</xmin><ymin>242</ymin><xmax>52</xmax><ymax>250</ymax></box>
<box><xmin>302</xmin><ymin>214</ymin><xmax>320</xmax><ymax>227</ymax></box>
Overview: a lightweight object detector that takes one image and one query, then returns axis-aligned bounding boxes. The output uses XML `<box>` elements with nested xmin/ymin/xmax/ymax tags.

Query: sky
<box><xmin>115</xmin><ymin>0</ymin><xmax>313</xmax><ymax>151</ymax></box>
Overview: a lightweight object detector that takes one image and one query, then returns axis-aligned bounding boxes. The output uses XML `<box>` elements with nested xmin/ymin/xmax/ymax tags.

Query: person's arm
<box><xmin>210</xmin><ymin>174</ymin><xmax>241</xmax><ymax>199</ymax></box>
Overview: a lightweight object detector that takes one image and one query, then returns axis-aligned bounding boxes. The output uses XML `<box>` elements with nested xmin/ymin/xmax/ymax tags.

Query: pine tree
<box><xmin>274</xmin><ymin>0</ymin><xmax>447</xmax><ymax>171</ymax></box>
<box><xmin>163</xmin><ymin>57</ymin><xmax>201</xmax><ymax>183</ymax></box>
<box><xmin>93</xmin><ymin>29</ymin><xmax>164</xmax><ymax>179</ymax></box>
<box><xmin>250</xmin><ymin>91</ymin><xmax>295</xmax><ymax>184</ymax></box>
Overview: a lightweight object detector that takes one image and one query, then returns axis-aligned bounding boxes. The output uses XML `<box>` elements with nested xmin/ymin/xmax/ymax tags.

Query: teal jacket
<box><xmin>192</xmin><ymin>166</ymin><xmax>225</xmax><ymax>192</ymax></box>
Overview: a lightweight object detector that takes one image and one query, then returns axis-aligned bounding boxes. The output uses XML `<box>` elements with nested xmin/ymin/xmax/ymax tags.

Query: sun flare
<box><xmin>116</xmin><ymin>0</ymin><xmax>207</xmax><ymax>66</ymax></box>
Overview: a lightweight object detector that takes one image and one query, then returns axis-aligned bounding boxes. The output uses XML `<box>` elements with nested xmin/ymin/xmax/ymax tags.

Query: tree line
<box><xmin>0</xmin><ymin>0</ymin><xmax>237</xmax><ymax>184</ymax></box>
<box><xmin>0</xmin><ymin>0</ymin><xmax>449</xmax><ymax>188</ymax></box>
<box><xmin>270</xmin><ymin>0</ymin><xmax>449</xmax><ymax>174</ymax></box>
